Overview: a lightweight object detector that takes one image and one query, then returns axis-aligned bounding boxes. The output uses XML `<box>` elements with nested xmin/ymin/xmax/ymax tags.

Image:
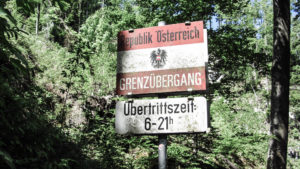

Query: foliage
<box><xmin>210</xmin><ymin>96</ymin><xmax>269</xmax><ymax>167</ymax></box>
<box><xmin>1</xmin><ymin>0</ymin><xmax>299</xmax><ymax>169</ymax></box>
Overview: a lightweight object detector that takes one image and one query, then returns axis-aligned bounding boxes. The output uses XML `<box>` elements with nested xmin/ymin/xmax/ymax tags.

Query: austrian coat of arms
<box><xmin>150</xmin><ymin>48</ymin><xmax>167</xmax><ymax>68</ymax></box>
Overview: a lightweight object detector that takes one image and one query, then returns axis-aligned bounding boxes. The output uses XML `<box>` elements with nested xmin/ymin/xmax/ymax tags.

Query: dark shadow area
<box><xmin>0</xmin><ymin>80</ymin><xmax>100</xmax><ymax>169</ymax></box>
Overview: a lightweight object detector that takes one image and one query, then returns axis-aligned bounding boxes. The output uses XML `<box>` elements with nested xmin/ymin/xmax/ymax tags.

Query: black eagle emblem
<box><xmin>150</xmin><ymin>48</ymin><xmax>167</xmax><ymax>68</ymax></box>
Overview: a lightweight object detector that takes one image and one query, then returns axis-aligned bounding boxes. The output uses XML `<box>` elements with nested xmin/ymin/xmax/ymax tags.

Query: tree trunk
<box><xmin>78</xmin><ymin>0</ymin><xmax>82</xmax><ymax>33</ymax></box>
<box><xmin>35</xmin><ymin>3</ymin><xmax>40</xmax><ymax>35</ymax></box>
<box><xmin>267</xmin><ymin>0</ymin><xmax>290</xmax><ymax>169</ymax></box>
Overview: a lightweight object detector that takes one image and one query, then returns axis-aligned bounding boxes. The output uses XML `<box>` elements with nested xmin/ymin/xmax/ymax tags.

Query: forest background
<box><xmin>0</xmin><ymin>0</ymin><xmax>299</xmax><ymax>168</ymax></box>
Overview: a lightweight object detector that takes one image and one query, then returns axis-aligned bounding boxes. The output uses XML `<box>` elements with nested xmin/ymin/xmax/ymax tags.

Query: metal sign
<box><xmin>115</xmin><ymin>97</ymin><xmax>208</xmax><ymax>135</ymax></box>
<box><xmin>116</xmin><ymin>21</ymin><xmax>208</xmax><ymax>95</ymax></box>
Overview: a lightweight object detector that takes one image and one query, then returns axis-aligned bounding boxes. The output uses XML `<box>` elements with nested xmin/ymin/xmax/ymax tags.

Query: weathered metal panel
<box><xmin>117</xmin><ymin>42</ymin><xmax>208</xmax><ymax>73</ymax></box>
<box><xmin>116</xmin><ymin>67</ymin><xmax>206</xmax><ymax>95</ymax></box>
<box><xmin>116</xmin><ymin>21</ymin><xmax>208</xmax><ymax>95</ymax></box>
<box><xmin>115</xmin><ymin>97</ymin><xmax>208</xmax><ymax>135</ymax></box>
<box><xmin>117</xmin><ymin>21</ymin><xmax>204</xmax><ymax>51</ymax></box>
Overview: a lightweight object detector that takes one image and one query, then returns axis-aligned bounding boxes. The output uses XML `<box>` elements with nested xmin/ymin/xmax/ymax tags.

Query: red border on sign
<box><xmin>116</xmin><ymin>67</ymin><xmax>206</xmax><ymax>95</ymax></box>
<box><xmin>118</xmin><ymin>21</ymin><xmax>203</xmax><ymax>51</ymax></box>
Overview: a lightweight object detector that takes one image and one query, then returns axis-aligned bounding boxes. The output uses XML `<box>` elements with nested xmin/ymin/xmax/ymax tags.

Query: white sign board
<box><xmin>115</xmin><ymin>97</ymin><xmax>208</xmax><ymax>135</ymax></box>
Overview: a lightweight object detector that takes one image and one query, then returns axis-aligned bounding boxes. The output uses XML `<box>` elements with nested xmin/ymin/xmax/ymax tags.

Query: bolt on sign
<box><xmin>116</xmin><ymin>21</ymin><xmax>208</xmax><ymax>95</ymax></box>
<box><xmin>115</xmin><ymin>97</ymin><xmax>208</xmax><ymax>135</ymax></box>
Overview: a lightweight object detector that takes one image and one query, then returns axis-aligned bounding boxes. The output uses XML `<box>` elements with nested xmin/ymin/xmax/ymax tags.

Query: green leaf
<box><xmin>0</xmin><ymin>149</ymin><xmax>16</xmax><ymax>169</ymax></box>
<box><xmin>0</xmin><ymin>6</ymin><xmax>17</xmax><ymax>26</ymax></box>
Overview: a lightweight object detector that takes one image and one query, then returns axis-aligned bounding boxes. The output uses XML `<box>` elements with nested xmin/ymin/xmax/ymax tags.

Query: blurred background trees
<box><xmin>0</xmin><ymin>0</ymin><xmax>299</xmax><ymax>168</ymax></box>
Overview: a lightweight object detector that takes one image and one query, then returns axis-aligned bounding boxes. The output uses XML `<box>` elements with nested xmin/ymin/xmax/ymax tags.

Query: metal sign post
<box><xmin>158</xmin><ymin>134</ymin><xmax>167</xmax><ymax>169</ymax></box>
<box><xmin>157</xmin><ymin>21</ymin><xmax>167</xmax><ymax>169</ymax></box>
